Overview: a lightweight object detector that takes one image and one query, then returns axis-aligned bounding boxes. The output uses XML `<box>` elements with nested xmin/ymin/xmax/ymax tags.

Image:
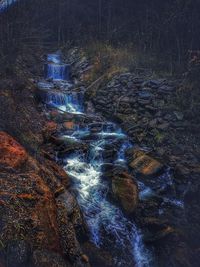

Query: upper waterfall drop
<box><xmin>44</xmin><ymin>52</ymin><xmax>71</xmax><ymax>81</ymax></box>
<box><xmin>47</xmin><ymin>53</ymin><xmax>62</xmax><ymax>64</ymax></box>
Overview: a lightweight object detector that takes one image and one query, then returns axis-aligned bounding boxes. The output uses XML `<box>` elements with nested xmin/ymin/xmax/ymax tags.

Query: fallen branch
<box><xmin>85</xmin><ymin>74</ymin><xmax>106</xmax><ymax>92</ymax></box>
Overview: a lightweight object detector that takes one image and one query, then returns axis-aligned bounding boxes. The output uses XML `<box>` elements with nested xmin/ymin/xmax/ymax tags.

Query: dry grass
<box><xmin>81</xmin><ymin>42</ymin><xmax>179</xmax><ymax>86</ymax></box>
<box><xmin>82</xmin><ymin>42</ymin><xmax>136</xmax><ymax>83</ymax></box>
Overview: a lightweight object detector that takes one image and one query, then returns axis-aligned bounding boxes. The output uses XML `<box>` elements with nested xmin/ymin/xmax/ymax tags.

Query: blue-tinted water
<box><xmin>44</xmin><ymin>90</ymin><xmax>84</xmax><ymax>114</ymax></box>
<box><xmin>45</xmin><ymin>52</ymin><xmax>70</xmax><ymax>81</ymax></box>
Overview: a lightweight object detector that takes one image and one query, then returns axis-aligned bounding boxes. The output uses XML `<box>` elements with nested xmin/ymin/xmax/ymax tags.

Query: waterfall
<box><xmin>44</xmin><ymin>52</ymin><xmax>71</xmax><ymax>81</ymax></box>
<box><xmin>47</xmin><ymin>53</ymin><xmax>62</xmax><ymax>64</ymax></box>
<box><xmin>45</xmin><ymin>63</ymin><xmax>70</xmax><ymax>81</ymax></box>
<box><xmin>38</xmin><ymin>53</ymin><xmax>155</xmax><ymax>267</ymax></box>
<box><xmin>116</xmin><ymin>140</ymin><xmax>132</xmax><ymax>164</ymax></box>
<box><xmin>44</xmin><ymin>91</ymin><xmax>84</xmax><ymax>114</ymax></box>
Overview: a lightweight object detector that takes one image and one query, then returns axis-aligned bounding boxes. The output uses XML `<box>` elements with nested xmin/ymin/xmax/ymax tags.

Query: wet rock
<box><xmin>102</xmin><ymin>149</ymin><xmax>117</xmax><ymax>162</ymax></box>
<box><xmin>49</xmin><ymin>134</ymin><xmax>88</xmax><ymax>157</ymax></box>
<box><xmin>101</xmin><ymin>163</ymin><xmax>114</xmax><ymax>173</ymax></box>
<box><xmin>63</xmin><ymin>121</ymin><xmax>75</xmax><ymax>130</ymax></box>
<box><xmin>174</xmin><ymin>111</ymin><xmax>184</xmax><ymax>121</ymax></box>
<box><xmin>81</xmin><ymin>254</ymin><xmax>89</xmax><ymax>263</ymax></box>
<box><xmin>157</xmin><ymin>122</ymin><xmax>170</xmax><ymax>130</ymax></box>
<box><xmin>0</xmin><ymin>131</ymin><xmax>28</xmax><ymax>169</ymax></box>
<box><xmin>6</xmin><ymin>240</ymin><xmax>30</xmax><ymax>267</ymax></box>
<box><xmin>43</xmin><ymin>121</ymin><xmax>58</xmax><ymax>141</ymax></box>
<box><xmin>57</xmin><ymin>142</ymin><xmax>88</xmax><ymax>157</ymax></box>
<box><xmin>127</xmin><ymin>148</ymin><xmax>164</xmax><ymax>177</ymax></box>
<box><xmin>54</xmin><ymin>186</ymin><xmax>66</xmax><ymax>198</ymax></box>
<box><xmin>112</xmin><ymin>172</ymin><xmax>138</xmax><ymax>214</ymax></box>
<box><xmin>88</xmin><ymin>122</ymin><xmax>103</xmax><ymax>133</ymax></box>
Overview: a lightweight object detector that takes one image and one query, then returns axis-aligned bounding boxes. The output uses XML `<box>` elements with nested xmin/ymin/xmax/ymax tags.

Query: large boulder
<box><xmin>0</xmin><ymin>131</ymin><xmax>28</xmax><ymax>169</ymax></box>
<box><xmin>0</xmin><ymin>132</ymin><xmax>88</xmax><ymax>266</ymax></box>
<box><xmin>127</xmin><ymin>148</ymin><xmax>164</xmax><ymax>177</ymax></box>
<box><xmin>0</xmin><ymin>171</ymin><xmax>61</xmax><ymax>253</ymax></box>
<box><xmin>112</xmin><ymin>172</ymin><xmax>138</xmax><ymax>214</ymax></box>
<box><xmin>63</xmin><ymin>121</ymin><xmax>75</xmax><ymax>130</ymax></box>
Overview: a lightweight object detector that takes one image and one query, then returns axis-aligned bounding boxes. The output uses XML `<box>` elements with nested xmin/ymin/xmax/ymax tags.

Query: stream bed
<box><xmin>37</xmin><ymin>53</ymin><xmax>184</xmax><ymax>267</ymax></box>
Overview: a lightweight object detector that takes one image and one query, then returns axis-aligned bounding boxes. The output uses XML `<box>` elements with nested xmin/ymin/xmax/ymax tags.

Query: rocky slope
<box><xmin>0</xmin><ymin>73</ymin><xmax>92</xmax><ymax>266</ymax></box>
<box><xmin>85</xmin><ymin>71</ymin><xmax>200</xmax><ymax>266</ymax></box>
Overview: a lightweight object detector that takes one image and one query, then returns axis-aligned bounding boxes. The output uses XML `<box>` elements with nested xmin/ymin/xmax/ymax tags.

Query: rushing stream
<box><xmin>38</xmin><ymin>53</ymin><xmax>184</xmax><ymax>267</ymax></box>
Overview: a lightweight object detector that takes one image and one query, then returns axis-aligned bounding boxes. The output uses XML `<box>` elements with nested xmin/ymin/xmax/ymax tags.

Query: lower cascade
<box><xmin>37</xmin><ymin>53</ymin><xmax>183</xmax><ymax>267</ymax></box>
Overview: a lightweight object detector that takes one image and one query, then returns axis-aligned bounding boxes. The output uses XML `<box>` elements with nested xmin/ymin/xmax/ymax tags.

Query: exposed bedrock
<box><xmin>0</xmin><ymin>131</ymin><xmax>89</xmax><ymax>267</ymax></box>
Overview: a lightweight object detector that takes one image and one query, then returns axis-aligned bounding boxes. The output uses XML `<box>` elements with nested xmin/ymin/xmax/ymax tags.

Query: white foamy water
<box><xmin>63</xmin><ymin>126</ymin><xmax>153</xmax><ymax>266</ymax></box>
<box><xmin>65</xmin><ymin>152</ymin><xmax>153</xmax><ymax>267</ymax></box>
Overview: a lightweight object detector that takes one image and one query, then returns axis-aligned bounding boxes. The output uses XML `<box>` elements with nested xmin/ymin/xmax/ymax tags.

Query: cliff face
<box><xmin>0</xmin><ymin>74</ymin><xmax>89</xmax><ymax>266</ymax></box>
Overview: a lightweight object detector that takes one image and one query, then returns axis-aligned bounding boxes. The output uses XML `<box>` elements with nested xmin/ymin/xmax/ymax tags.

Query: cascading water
<box><xmin>45</xmin><ymin>63</ymin><xmax>70</xmax><ymax>81</ymax></box>
<box><xmin>39</xmin><ymin>53</ymin><xmax>158</xmax><ymax>267</ymax></box>
<box><xmin>116</xmin><ymin>140</ymin><xmax>132</xmax><ymax>164</ymax></box>
<box><xmin>65</xmin><ymin>144</ymin><xmax>153</xmax><ymax>267</ymax></box>
<box><xmin>44</xmin><ymin>52</ymin><xmax>71</xmax><ymax>81</ymax></box>
<box><xmin>45</xmin><ymin>91</ymin><xmax>84</xmax><ymax>114</ymax></box>
<box><xmin>47</xmin><ymin>53</ymin><xmax>62</xmax><ymax>64</ymax></box>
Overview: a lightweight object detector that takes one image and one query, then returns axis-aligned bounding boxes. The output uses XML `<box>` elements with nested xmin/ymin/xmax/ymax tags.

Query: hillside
<box><xmin>0</xmin><ymin>1</ymin><xmax>200</xmax><ymax>267</ymax></box>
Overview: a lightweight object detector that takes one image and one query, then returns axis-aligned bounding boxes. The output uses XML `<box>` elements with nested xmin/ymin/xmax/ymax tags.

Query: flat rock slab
<box><xmin>128</xmin><ymin>148</ymin><xmax>164</xmax><ymax>177</ymax></box>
